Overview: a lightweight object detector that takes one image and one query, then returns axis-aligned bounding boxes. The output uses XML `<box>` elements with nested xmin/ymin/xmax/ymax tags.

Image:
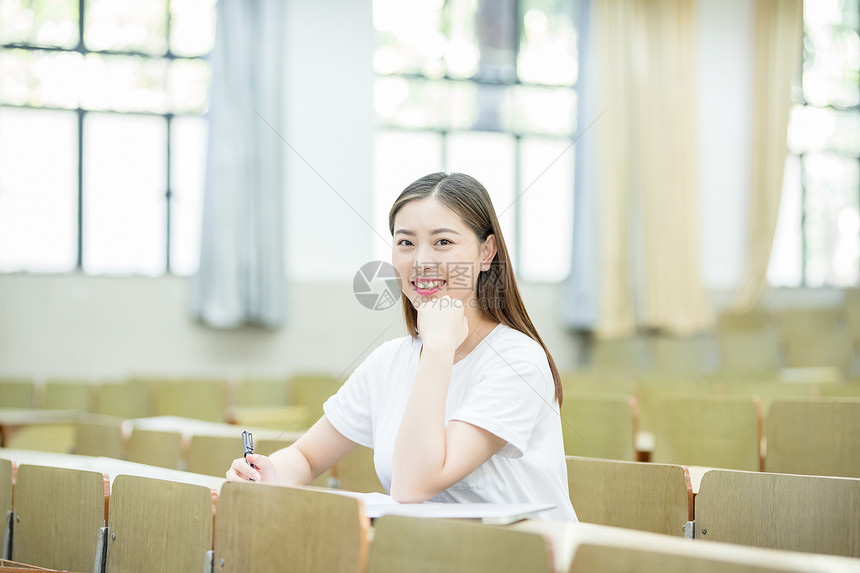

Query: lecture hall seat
<box><xmin>565</xmin><ymin>456</ymin><xmax>693</xmax><ymax>537</ymax></box>
<box><xmin>214</xmin><ymin>482</ymin><xmax>370</xmax><ymax>573</ymax></box>
<box><xmin>366</xmin><ymin>515</ymin><xmax>554</xmax><ymax>573</ymax></box>
<box><xmin>104</xmin><ymin>474</ymin><xmax>218</xmax><ymax>573</ymax></box>
<box><xmin>10</xmin><ymin>464</ymin><xmax>108</xmax><ymax>572</ymax></box>
<box><xmin>765</xmin><ymin>398</ymin><xmax>860</xmax><ymax>478</ymax></box>
<box><xmin>694</xmin><ymin>469</ymin><xmax>860</xmax><ymax>558</ymax></box>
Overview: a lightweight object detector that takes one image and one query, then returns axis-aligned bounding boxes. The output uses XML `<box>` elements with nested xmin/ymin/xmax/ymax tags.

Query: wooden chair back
<box><xmin>126</xmin><ymin>428</ymin><xmax>183</xmax><ymax>470</ymax></box>
<box><xmin>6</xmin><ymin>424</ymin><xmax>76</xmax><ymax>454</ymax></box>
<box><xmin>590</xmin><ymin>337</ymin><xmax>648</xmax><ymax>371</ymax></box>
<box><xmin>561</xmin><ymin>394</ymin><xmax>637</xmax><ymax>461</ymax></box>
<box><xmin>11</xmin><ymin>464</ymin><xmax>108</xmax><ymax>571</ymax></box>
<box><xmin>214</xmin><ymin>482</ymin><xmax>369</xmax><ymax>573</ymax></box>
<box><xmin>566</xmin><ymin>456</ymin><xmax>692</xmax><ymax>536</ymax></box>
<box><xmin>569</xmin><ymin>542</ymin><xmax>826</xmax><ymax>573</ymax></box>
<box><xmin>650</xmin><ymin>335</ymin><xmax>715</xmax><ymax>377</ymax></box>
<box><xmin>105</xmin><ymin>474</ymin><xmax>216</xmax><ymax>573</ymax></box>
<box><xmin>367</xmin><ymin>515</ymin><xmax>554</xmax><ymax>573</ymax></box>
<box><xmin>695</xmin><ymin>469</ymin><xmax>860</xmax><ymax>558</ymax></box>
<box><xmin>42</xmin><ymin>380</ymin><xmax>92</xmax><ymax>412</ymax></box>
<box><xmin>651</xmin><ymin>396</ymin><xmax>761</xmax><ymax>470</ymax></box>
<box><xmin>74</xmin><ymin>416</ymin><xmax>125</xmax><ymax>459</ymax></box>
<box><xmin>186</xmin><ymin>434</ymin><xmax>243</xmax><ymax>478</ymax></box>
<box><xmin>0</xmin><ymin>458</ymin><xmax>11</xmax><ymax>515</ymax></box>
<box><xmin>286</xmin><ymin>374</ymin><xmax>342</xmax><ymax>430</ymax></box>
<box><xmin>94</xmin><ymin>379</ymin><xmax>150</xmax><ymax>419</ymax></box>
<box><xmin>335</xmin><ymin>445</ymin><xmax>385</xmax><ymax>493</ymax></box>
<box><xmin>152</xmin><ymin>379</ymin><xmax>228</xmax><ymax>422</ymax></box>
<box><xmin>766</xmin><ymin>398</ymin><xmax>860</xmax><ymax>478</ymax></box>
<box><xmin>0</xmin><ymin>379</ymin><xmax>34</xmax><ymax>408</ymax></box>
<box><xmin>236</xmin><ymin>379</ymin><xmax>288</xmax><ymax>408</ymax></box>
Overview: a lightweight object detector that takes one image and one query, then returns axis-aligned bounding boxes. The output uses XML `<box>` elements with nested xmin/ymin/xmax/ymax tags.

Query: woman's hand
<box><xmin>416</xmin><ymin>295</ymin><xmax>469</xmax><ymax>352</ymax></box>
<box><xmin>226</xmin><ymin>454</ymin><xmax>277</xmax><ymax>483</ymax></box>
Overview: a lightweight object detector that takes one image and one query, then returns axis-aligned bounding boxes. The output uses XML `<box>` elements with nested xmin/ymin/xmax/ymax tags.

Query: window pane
<box><xmin>84</xmin><ymin>0</ymin><xmax>168</xmax><ymax>55</ymax></box>
<box><xmin>0</xmin><ymin>107</ymin><xmax>77</xmax><ymax>272</ymax></box>
<box><xmin>445</xmin><ymin>132</ymin><xmax>517</xmax><ymax>266</ymax></box>
<box><xmin>373</xmin><ymin>130</ymin><xmax>443</xmax><ymax>261</ymax></box>
<box><xmin>768</xmin><ymin>154</ymin><xmax>803</xmax><ymax>287</ymax></box>
<box><xmin>510</xmin><ymin>84</ymin><xmax>577</xmax><ymax>136</ymax></box>
<box><xmin>83</xmin><ymin>113</ymin><xmax>166</xmax><ymax>275</ymax></box>
<box><xmin>448</xmin><ymin>0</ymin><xmax>516</xmax><ymax>82</ymax></box>
<box><xmin>803</xmin><ymin>0</ymin><xmax>860</xmax><ymax>108</ymax></box>
<box><xmin>0</xmin><ymin>49</ymin><xmax>82</xmax><ymax>108</ymax></box>
<box><xmin>788</xmin><ymin>105</ymin><xmax>860</xmax><ymax>155</ymax></box>
<box><xmin>803</xmin><ymin>153</ymin><xmax>860</xmax><ymax>287</ymax></box>
<box><xmin>81</xmin><ymin>53</ymin><xmax>168</xmax><ymax>113</ymax></box>
<box><xmin>518</xmin><ymin>0</ymin><xmax>578</xmax><ymax>86</ymax></box>
<box><xmin>169</xmin><ymin>0</ymin><xmax>216</xmax><ymax>57</ymax></box>
<box><xmin>170</xmin><ymin>116</ymin><xmax>206</xmax><ymax>276</ymax></box>
<box><xmin>0</xmin><ymin>0</ymin><xmax>79</xmax><ymax>48</ymax></box>
<box><xmin>167</xmin><ymin>58</ymin><xmax>211</xmax><ymax>114</ymax></box>
<box><xmin>373</xmin><ymin>0</ymin><xmax>446</xmax><ymax>78</ymax></box>
<box><xmin>518</xmin><ymin>137</ymin><xmax>574</xmax><ymax>281</ymax></box>
<box><xmin>375</xmin><ymin>77</ymin><xmax>484</xmax><ymax>131</ymax></box>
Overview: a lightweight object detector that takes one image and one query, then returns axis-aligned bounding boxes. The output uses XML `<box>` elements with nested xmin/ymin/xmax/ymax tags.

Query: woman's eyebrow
<box><xmin>394</xmin><ymin>228</ymin><xmax>461</xmax><ymax>236</ymax></box>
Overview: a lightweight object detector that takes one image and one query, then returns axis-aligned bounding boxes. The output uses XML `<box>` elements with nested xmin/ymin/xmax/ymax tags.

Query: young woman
<box><xmin>227</xmin><ymin>172</ymin><xmax>576</xmax><ymax>521</ymax></box>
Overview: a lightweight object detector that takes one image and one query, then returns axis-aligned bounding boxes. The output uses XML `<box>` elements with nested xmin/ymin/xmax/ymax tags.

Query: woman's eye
<box><xmin>397</xmin><ymin>239</ymin><xmax>413</xmax><ymax>246</ymax></box>
<box><xmin>436</xmin><ymin>239</ymin><xmax>452</xmax><ymax>246</ymax></box>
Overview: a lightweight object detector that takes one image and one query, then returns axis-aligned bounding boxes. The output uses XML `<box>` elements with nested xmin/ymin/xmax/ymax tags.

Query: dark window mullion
<box><xmin>165</xmin><ymin>0</ymin><xmax>173</xmax><ymax>274</ymax></box>
<box><xmin>76</xmin><ymin>0</ymin><xmax>85</xmax><ymax>271</ymax></box>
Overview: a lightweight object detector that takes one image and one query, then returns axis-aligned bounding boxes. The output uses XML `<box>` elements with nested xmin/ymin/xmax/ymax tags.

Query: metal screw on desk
<box><xmin>701</xmin><ymin>528</ymin><xmax>707</xmax><ymax>535</ymax></box>
<box><xmin>220</xmin><ymin>559</ymin><xmax>225</xmax><ymax>568</ymax></box>
<box><xmin>15</xmin><ymin>516</ymin><xmax>19</xmax><ymax>523</ymax></box>
<box><xmin>112</xmin><ymin>533</ymin><xmax>116</xmax><ymax>541</ymax></box>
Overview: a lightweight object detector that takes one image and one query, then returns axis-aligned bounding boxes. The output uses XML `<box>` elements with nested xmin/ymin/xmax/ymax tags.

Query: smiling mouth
<box><xmin>412</xmin><ymin>279</ymin><xmax>446</xmax><ymax>292</ymax></box>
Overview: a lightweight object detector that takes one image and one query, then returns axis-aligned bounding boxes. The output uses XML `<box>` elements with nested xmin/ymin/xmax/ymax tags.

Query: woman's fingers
<box><xmin>226</xmin><ymin>456</ymin><xmax>262</xmax><ymax>482</ymax></box>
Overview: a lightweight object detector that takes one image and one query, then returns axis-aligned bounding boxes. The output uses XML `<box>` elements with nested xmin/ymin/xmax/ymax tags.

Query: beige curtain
<box><xmin>594</xmin><ymin>0</ymin><xmax>635</xmax><ymax>337</ymax></box>
<box><xmin>733</xmin><ymin>0</ymin><xmax>803</xmax><ymax>311</ymax></box>
<box><xmin>593</xmin><ymin>0</ymin><xmax>711</xmax><ymax>337</ymax></box>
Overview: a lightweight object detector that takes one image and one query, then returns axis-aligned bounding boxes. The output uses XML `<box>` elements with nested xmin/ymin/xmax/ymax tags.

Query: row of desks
<box><xmin>0</xmin><ymin>447</ymin><xmax>858</xmax><ymax>573</ymax></box>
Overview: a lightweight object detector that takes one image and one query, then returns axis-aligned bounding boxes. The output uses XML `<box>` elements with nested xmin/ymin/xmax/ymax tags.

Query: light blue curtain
<box><xmin>191</xmin><ymin>0</ymin><xmax>286</xmax><ymax>328</ymax></box>
<box><xmin>562</xmin><ymin>0</ymin><xmax>599</xmax><ymax>330</ymax></box>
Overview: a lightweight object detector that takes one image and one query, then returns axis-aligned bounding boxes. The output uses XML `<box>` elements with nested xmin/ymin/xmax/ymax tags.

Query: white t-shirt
<box><xmin>323</xmin><ymin>323</ymin><xmax>577</xmax><ymax>522</ymax></box>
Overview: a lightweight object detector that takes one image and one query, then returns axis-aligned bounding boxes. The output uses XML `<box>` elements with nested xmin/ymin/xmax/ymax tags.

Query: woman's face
<box><xmin>392</xmin><ymin>196</ymin><xmax>496</xmax><ymax>309</ymax></box>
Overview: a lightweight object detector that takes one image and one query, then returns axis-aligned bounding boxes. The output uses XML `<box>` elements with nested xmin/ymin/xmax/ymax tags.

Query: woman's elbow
<box><xmin>389</xmin><ymin>479</ymin><xmax>437</xmax><ymax>504</ymax></box>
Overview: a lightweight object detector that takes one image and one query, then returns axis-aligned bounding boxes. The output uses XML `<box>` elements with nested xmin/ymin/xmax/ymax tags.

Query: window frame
<box><xmin>373</xmin><ymin>0</ymin><xmax>579</xmax><ymax>281</ymax></box>
<box><xmin>0</xmin><ymin>0</ymin><xmax>212</xmax><ymax>275</ymax></box>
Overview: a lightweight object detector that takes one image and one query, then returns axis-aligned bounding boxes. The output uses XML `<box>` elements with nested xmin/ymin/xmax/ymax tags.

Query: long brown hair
<box><xmin>388</xmin><ymin>172</ymin><xmax>563</xmax><ymax>406</ymax></box>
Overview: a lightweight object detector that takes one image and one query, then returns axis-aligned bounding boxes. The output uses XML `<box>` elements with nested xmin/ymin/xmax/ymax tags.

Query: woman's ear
<box><xmin>481</xmin><ymin>234</ymin><xmax>497</xmax><ymax>271</ymax></box>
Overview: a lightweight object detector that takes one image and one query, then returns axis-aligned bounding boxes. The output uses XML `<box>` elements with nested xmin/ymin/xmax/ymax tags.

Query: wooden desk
<box><xmin>0</xmin><ymin>448</ymin><xmax>225</xmax><ymax>489</ymax></box>
<box><xmin>127</xmin><ymin>415</ymin><xmax>302</xmax><ymax>442</ymax></box>
<box><xmin>511</xmin><ymin>520</ymin><xmax>860</xmax><ymax>573</ymax></box>
<box><xmin>0</xmin><ymin>410</ymin><xmax>80</xmax><ymax>447</ymax></box>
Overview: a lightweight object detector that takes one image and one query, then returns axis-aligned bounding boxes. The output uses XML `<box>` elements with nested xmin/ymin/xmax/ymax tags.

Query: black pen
<box><xmin>242</xmin><ymin>430</ymin><xmax>257</xmax><ymax>480</ymax></box>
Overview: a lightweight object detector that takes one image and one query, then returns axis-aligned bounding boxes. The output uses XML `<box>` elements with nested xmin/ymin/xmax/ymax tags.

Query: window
<box><xmin>770</xmin><ymin>0</ymin><xmax>860</xmax><ymax>287</ymax></box>
<box><xmin>0</xmin><ymin>0</ymin><xmax>215</xmax><ymax>276</ymax></box>
<box><xmin>372</xmin><ymin>0</ymin><xmax>578</xmax><ymax>282</ymax></box>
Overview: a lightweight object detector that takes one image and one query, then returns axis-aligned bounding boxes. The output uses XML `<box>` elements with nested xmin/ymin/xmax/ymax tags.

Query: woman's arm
<box><xmin>390</xmin><ymin>298</ymin><xmax>506</xmax><ymax>503</ymax></box>
<box><xmin>227</xmin><ymin>415</ymin><xmax>357</xmax><ymax>485</ymax></box>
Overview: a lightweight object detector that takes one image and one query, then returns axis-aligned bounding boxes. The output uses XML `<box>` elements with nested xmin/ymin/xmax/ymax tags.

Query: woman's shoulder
<box><xmin>491</xmin><ymin>324</ymin><xmax>547</xmax><ymax>357</ymax></box>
